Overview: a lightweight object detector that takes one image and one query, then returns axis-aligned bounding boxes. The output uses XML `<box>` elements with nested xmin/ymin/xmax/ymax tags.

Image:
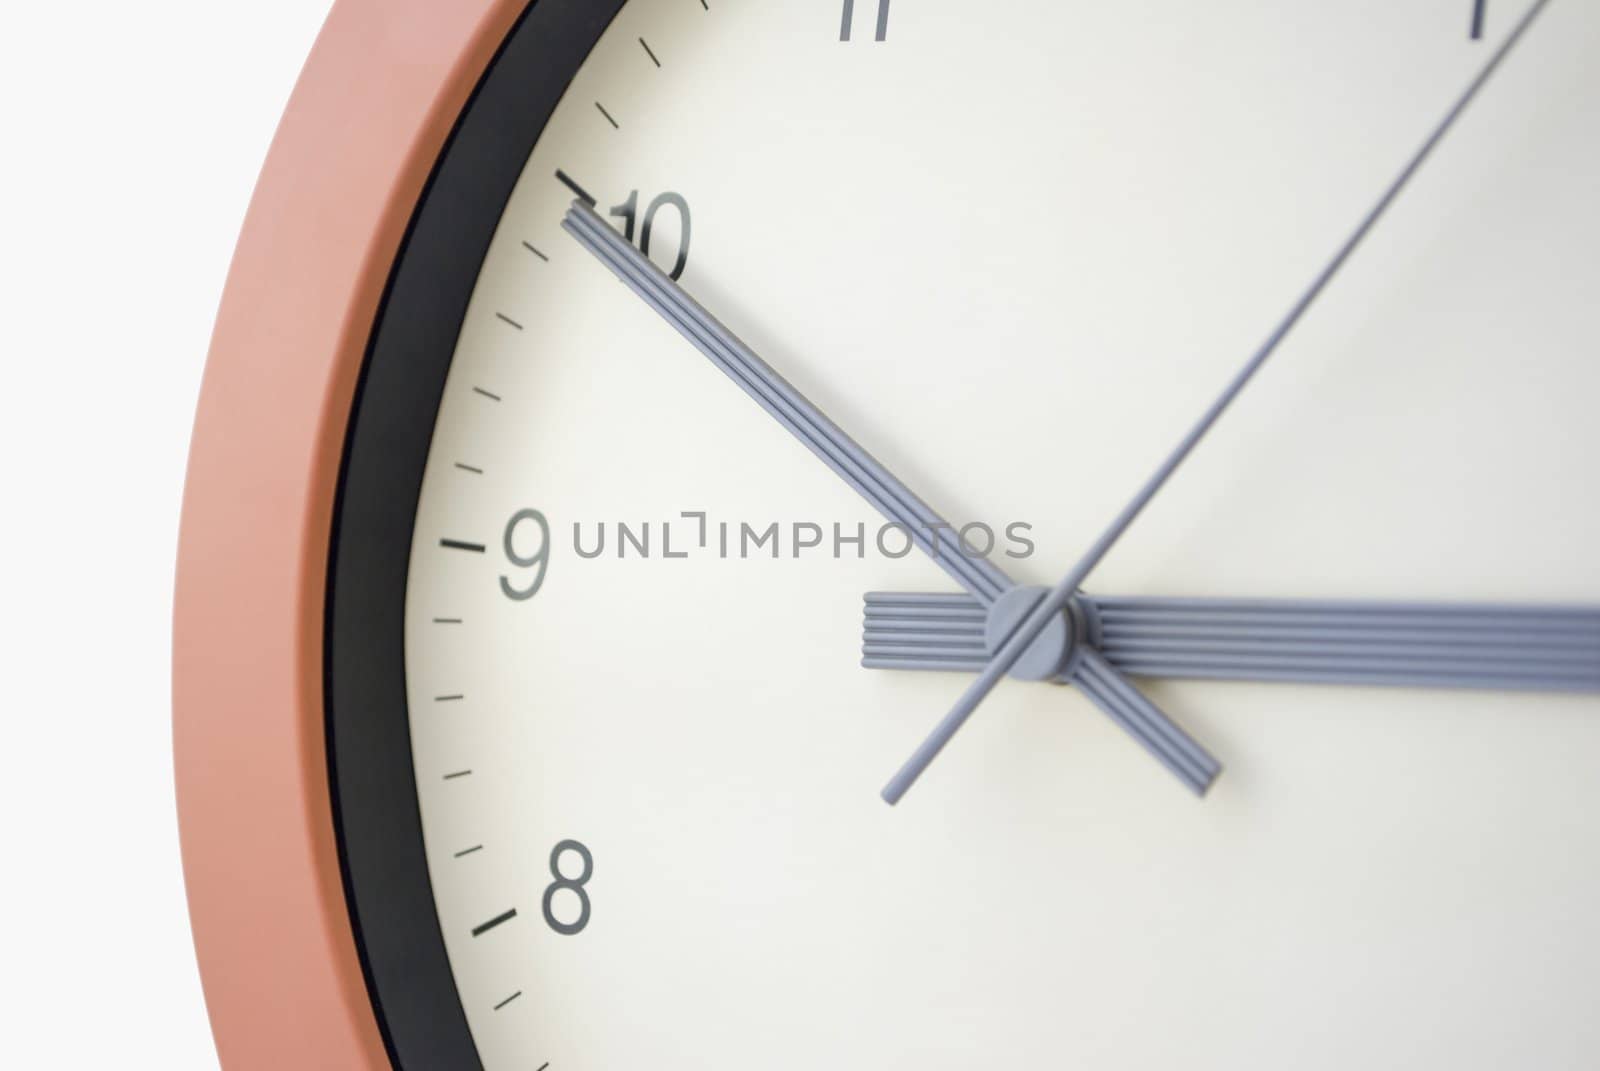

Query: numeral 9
<box><xmin>499</xmin><ymin>508</ymin><xmax>550</xmax><ymax>601</ymax></box>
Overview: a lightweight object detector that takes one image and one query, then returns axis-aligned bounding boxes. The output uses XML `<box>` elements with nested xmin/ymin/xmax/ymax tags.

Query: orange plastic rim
<box><xmin>173</xmin><ymin>1</ymin><xmax>526</xmax><ymax>1065</ymax></box>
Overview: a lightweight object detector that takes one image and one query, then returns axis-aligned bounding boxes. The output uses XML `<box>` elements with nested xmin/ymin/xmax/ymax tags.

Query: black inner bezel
<box><xmin>326</xmin><ymin>2</ymin><xmax>627</xmax><ymax>1067</ymax></box>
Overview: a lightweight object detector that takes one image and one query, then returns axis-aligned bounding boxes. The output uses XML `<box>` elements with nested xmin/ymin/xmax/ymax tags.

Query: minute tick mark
<box><xmin>522</xmin><ymin>241</ymin><xmax>549</xmax><ymax>261</ymax></box>
<box><xmin>472</xmin><ymin>386</ymin><xmax>501</xmax><ymax>402</ymax></box>
<box><xmin>496</xmin><ymin>312</ymin><xmax>524</xmax><ymax>330</ymax></box>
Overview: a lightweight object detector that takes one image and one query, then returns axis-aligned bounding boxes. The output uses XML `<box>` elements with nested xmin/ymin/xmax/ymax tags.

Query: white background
<box><xmin>2</xmin><ymin>2</ymin><xmax>1596</xmax><ymax>1068</ymax></box>
<box><xmin>1</xmin><ymin>3</ymin><xmax>333</xmax><ymax>1066</ymax></box>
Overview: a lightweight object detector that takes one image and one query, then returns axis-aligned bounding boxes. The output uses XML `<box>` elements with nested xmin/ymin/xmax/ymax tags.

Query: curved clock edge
<box><xmin>171</xmin><ymin>1</ymin><xmax>526</xmax><ymax>1066</ymax></box>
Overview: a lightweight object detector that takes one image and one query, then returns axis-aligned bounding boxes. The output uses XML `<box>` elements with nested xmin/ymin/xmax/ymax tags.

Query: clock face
<box><xmin>328</xmin><ymin>1</ymin><xmax>1600</xmax><ymax>1068</ymax></box>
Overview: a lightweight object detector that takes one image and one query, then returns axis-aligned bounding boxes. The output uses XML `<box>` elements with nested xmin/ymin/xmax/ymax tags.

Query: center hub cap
<box><xmin>984</xmin><ymin>585</ymin><xmax>1075</xmax><ymax>682</ymax></box>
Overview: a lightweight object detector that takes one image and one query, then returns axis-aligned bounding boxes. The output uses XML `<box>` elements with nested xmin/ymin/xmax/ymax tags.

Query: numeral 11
<box><xmin>840</xmin><ymin>0</ymin><xmax>890</xmax><ymax>42</ymax></box>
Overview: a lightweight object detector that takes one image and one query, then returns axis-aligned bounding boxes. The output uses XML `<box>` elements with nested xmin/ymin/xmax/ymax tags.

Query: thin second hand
<box><xmin>880</xmin><ymin>0</ymin><xmax>1554</xmax><ymax>805</ymax></box>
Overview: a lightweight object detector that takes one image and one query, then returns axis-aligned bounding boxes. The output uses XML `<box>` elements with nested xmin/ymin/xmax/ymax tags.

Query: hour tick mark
<box><xmin>472</xmin><ymin>908</ymin><xmax>518</xmax><ymax>937</ymax></box>
<box><xmin>595</xmin><ymin>102</ymin><xmax>620</xmax><ymax>129</ymax></box>
<box><xmin>496</xmin><ymin>312</ymin><xmax>524</xmax><ymax>330</ymax></box>
<box><xmin>440</xmin><ymin>539</ymin><xmax>486</xmax><ymax>554</ymax></box>
<box><xmin>639</xmin><ymin>37</ymin><xmax>661</xmax><ymax>67</ymax></box>
<box><xmin>555</xmin><ymin>169</ymin><xmax>596</xmax><ymax>207</ymax></box>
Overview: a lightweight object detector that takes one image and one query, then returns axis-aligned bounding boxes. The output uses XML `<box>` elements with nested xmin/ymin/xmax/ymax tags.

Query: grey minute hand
<box><xmin>880</xmin><ymin>0</ymin><xmax>1553</xmax><ymax>805</ymax></box>
<box><xmin>562</xmin><ymin>201</ymin><xmax>1220</xmax><ymax>794</ymax></box>
<box><xmin>862</xmin><ymin>592</ymin><xmax>1600</xmax><ymax>693</ymax></box>
<box><xmin>562</xmin><ymin>200</ymin><xmax>1009</xmax><ymax>605</ymax></box>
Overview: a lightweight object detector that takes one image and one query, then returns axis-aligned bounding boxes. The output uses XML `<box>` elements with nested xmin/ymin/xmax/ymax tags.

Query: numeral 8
<box><xmin>541</xmin><ymin>839</ymin><xmax>594</xmax><ymax>936</ymax></box>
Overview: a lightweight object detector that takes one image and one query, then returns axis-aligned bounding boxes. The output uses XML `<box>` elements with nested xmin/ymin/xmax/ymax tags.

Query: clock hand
<box><xmin>1071</xmin><ymin>646</ymin><xmax>1221</xmax><ymax>793</ymax></box>
<box><xmin>564</xmin><ymin>200</ymin><xmax>1219</xmax><ymax>788</ymax></box>
<box><xmin>562</xmin><ymin>200</ymin><xmax>1010</xmax><ymax>604</ymax></box>
<box><xmin>863</xmin><ymin>591</ymin><xmax>1600</xmax><ymax>692</ymax></box>
<box><xmin>960</xmin><ymin>586</ymin><xmax>1223</xmax><ymax>794</ymax></box>
<box><xmin>861</xmin><ymin>592</ymin><xmax>990</xmax><ymax>670</ymax></box>
<box><xmin>1091</xmin><ymin>596</ymin><xmax>1600</xmax><ymax>690</ymax></box>
<box><xmin>880</xmin><ymin>0</ymin><xmax>1554</xmax><ymax>805</ymax></box>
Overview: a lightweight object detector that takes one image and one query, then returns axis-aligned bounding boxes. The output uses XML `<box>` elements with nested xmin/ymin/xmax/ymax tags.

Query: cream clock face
<box><xmin>329</xmin><ymin>1</ymin><xmax>1600</xmax><ymax>1067</ymax></box>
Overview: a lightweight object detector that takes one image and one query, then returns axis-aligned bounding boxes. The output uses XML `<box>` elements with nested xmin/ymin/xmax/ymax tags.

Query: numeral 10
<box><xmin>609</xmin><ymin>190</ymin><xmax>692</xmax><ymax>281</ymax></box>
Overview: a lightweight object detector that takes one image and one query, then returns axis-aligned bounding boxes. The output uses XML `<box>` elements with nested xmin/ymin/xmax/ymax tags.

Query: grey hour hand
<box><xmin>864</xmin><ymin>591</ymin><xmax>1600</xmax><ymax>693</ymax></box>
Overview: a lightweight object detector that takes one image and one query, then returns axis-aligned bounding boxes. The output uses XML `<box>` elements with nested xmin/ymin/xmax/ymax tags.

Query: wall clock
<box><xmin>174</xmin><ymin>0</ymin><xmax>1600</xmax><ymax>1067</ymax></box>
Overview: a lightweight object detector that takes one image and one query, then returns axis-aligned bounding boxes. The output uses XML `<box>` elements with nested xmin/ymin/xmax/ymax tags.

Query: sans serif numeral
<box><xmin>840</xmin><ymin>0</ymin><xmax>890</xmax><ymax>42</ymax></box>
<box><xmin>542</xmin><ymin>840</ymin><xmax>594</xmax><ymax>936</ymax></box>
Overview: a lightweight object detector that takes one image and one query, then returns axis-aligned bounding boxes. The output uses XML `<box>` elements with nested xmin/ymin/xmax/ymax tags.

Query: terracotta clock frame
<box><xmin>174</xmin><ymin>1</ymin><xmax>523</xmax><ymax>1066</ymax></box>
